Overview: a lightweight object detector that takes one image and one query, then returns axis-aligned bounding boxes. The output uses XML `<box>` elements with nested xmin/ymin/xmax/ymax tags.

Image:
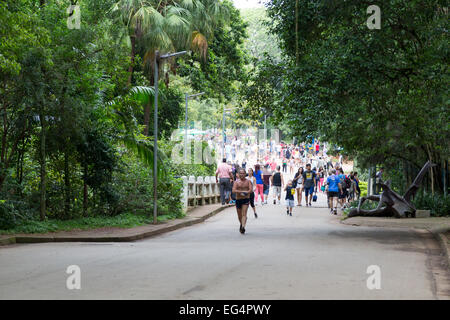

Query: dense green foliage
<box><xmin>242</xmin><ymin>0</ymin><xmax>449</xmax><ymax>194</ymax></box>
<box><xmin>240</xmin><ymin>8</ymin><xmax>281</xmax><ymax>62</ymax></box>
<box><xmin>412</xmin><ymin>193</ymin><xmax>450</xmax><ymax>217</ymax></box>
<box><xmin>0</xmin><ymin>0</ymin><xmax>246</xmax><ymax>231</ymax></box>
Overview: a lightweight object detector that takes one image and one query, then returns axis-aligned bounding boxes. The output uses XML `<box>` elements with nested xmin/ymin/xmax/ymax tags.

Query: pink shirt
<box><xmin>270</xmin><ymin>162</ymin><xmax>277</xmax><ymax>171</ymax></box>
<box><xmin>216</xmin><ymin>163</ymin><xmax>231</xmax><ymax>178</ymax></box>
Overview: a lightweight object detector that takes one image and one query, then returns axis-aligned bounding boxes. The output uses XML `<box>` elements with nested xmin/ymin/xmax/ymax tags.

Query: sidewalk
<box><xmin>341</xmin><ymin>215</ymin><xmax>450</xmax><ymax>269</ymax></box>
<box><xmin>0</xmin><ymin>204</ymin><xmax>232</xmax><ymax>246</ymax></box>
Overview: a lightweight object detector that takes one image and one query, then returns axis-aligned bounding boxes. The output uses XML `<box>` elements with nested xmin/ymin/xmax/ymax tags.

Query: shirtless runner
<box><xmin>232</xmin><ymin>168</ymin><xmax>253</xmax><ymax>234</ymax></box>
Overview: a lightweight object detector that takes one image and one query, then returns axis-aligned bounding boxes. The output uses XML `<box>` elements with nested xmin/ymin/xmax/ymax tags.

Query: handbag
<box><xmin>321</xmin><ymin>185</ymin><xmax>325</xmax><ymax>192</ymax></box>
<box><xmin>312</xmin><ymin>193</ymin><xmax>318</xmax><ymax>202</ymax></box>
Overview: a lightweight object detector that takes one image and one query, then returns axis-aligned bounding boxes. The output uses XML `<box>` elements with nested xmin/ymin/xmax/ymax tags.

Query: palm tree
<box><xmin>106</xmin><ymin>86</ymin><xmax>168</xmax><ymax>178</ymax></box>
<box><xmin>111</xmin><ymin>0</ymin><xmax>229</xmax><ymax>135</ymax></box>
<box><xmin>110</xmin><ymin>0</ymin><xmax>156</xmax><ymax>87</ymax></box>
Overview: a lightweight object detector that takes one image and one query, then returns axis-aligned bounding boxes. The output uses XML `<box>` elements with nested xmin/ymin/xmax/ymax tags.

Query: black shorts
<box><xmin>339</xmin><ymin>190</ymin><xmax>348</xmax><ymax>199</ymax></box>
<box><xmin>328</xmin><ymin>191</ymin><xmax>339</xmax><ymax>198</ymax></box>
<box><xmin>236</xmin><ymin>198</ymin><xmax>250</xmax><ymax>209</ymax></box>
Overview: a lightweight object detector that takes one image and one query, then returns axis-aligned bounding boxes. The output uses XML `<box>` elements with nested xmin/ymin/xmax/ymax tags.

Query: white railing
<box><xmin>180</xmin><ymin>176</ymin><xmax>221</xmax><ymax>209</ymax></box>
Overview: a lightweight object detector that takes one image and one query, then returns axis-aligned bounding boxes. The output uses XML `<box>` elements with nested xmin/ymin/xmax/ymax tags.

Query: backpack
<box><xmin>343</xmin><ymin>176</ymin><xmax>352</xmax><ymax>189</ymax></box>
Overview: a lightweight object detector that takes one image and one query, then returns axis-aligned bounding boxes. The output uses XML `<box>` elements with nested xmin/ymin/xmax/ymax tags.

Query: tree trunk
<box><xmin>144</xmin><ymin>102</ymin><xmax>151</xmax><ymax>136</ymax></box>
<box><xmin>39</xmin><ymin>113</ymin><xmax>47</xmax><ymax>221</ymax></box>
<box><xmin>426</xmin><ymin>145</ymin><xmax>434</xmax><ymax>195</ymax></box>
<box><xmin>127</xmin><ymin>31</ymin><xmax>137</xmax><ymax>87</ymax></box>
<box><xmin>295</xmin><ymin>0</ymin><xmax>299</xmax><ymax>64</ymax></box>
<box><xmin>64</xmin><ymin>149</ymin><xmax>70</xmax><ymax>217</ymax></box>
<box><xmin>83</xmin><ymin>162</ymin><xmax>88</xmax><ymax>216</ymax></box>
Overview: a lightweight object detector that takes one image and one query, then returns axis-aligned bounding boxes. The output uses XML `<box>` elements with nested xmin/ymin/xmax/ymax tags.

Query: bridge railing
<box><xmin>181</xmin><ymin>176</ymin><xmax>221</xmax><ymax>209</ymax></box>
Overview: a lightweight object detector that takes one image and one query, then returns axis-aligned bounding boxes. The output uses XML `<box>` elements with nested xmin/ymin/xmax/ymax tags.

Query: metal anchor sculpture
<box><xmin>348</xmin><ymin>161</ymin><xmax>437</xmax><ymax>218</ymax></box>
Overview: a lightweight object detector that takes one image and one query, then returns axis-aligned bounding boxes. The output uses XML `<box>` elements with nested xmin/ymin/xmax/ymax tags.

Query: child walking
<box><xmin>284</xmin><ymin>180</ymin><xmax>295</xmax><ymax>216</ymax></box>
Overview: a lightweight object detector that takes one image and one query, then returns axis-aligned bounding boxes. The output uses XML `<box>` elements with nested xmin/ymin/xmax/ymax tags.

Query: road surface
<box><xmin>1</xmin><ymin>193</ymin><xmax>448</xmax><ymax>300</ymax></box>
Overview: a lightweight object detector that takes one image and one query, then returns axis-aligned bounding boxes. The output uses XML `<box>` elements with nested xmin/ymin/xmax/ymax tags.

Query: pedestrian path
<box><xmin>2</xmin><ymin>202</ymin><xmax>448</xmax><ymax>299</ymax></box>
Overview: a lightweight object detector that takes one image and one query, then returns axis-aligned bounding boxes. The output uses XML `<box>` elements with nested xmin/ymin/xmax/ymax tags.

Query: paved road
<box><xmin>0</xmin><ymin>194</ymin><xmax>448</xmax><ymax>299</ymax></box>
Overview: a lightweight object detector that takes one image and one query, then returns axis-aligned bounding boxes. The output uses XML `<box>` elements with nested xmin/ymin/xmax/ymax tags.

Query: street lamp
<box><xmin>184</xmin><ymin>92</ymin><xmax>205</xmax><ymax>162</ymax></box>
<box><xmin>153</xmin><ymin>50</ymin><xmax>187</xmax><ymax>224</ymax></box>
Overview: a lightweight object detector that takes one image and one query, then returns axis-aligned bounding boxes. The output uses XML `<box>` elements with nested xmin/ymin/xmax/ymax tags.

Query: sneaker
<box><xmin>286</xmin><ymin>209</ymin><xmax>289</xmax><ymax>215</ymax></box>
<box><xmin>254</xmin><ymin>212</ymin><xmax>258</xmax><ymax>218</ymax></box>
<box><xmin>334</xmin><ymin>209</ymin><xmax>337</xmax><ymax>215</ymax></box>
<box><xmin>309</xmin><ymin>203</ymin><xmax>312</xmax><ymax>206</ymax></box>
<box><xmin>289</xmin><ymin>212</ymin><xmax>292</xmax><ymax>216</ymax></box>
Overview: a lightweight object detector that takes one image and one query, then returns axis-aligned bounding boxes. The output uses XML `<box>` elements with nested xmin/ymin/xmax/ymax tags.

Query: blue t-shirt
<box><xmin>338</xmin><ymin>174</ymin><xmax>345</xmax><ymax>185</ymax></box>
<box><xmin>327</xmin><ymin>175</ymin><xmax>340</xmax><ymax>192</ymax></box>
<box><xmin>254</xmin><ymin>170</ymin><xmax>263</xmax><ymax>185</ymax></box>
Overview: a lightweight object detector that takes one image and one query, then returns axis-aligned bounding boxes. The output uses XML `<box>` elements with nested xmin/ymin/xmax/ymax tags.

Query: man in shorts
<box><xmin>302</xmin><ymin>163</ymin><xmax>316</xmax><ymax>206</ymax></box>
<box><xmin>270</xmin><ymin>166</ymin><xmax>284</xmax><ymax>204</ymax></box>
<box><xmin>327</xmin><ymin>169</ymin><xmax>340</xmax><ymax>215</ymax></box>
<box><xmin>232</xmin><ymin>168</ymin><xmax>253</xmax><ymax>234</ymax></box>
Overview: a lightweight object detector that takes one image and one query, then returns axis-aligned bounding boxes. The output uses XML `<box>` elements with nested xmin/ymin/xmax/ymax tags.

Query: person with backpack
<box><xmin>353</xmin><ymin>172</ymin><xmax>361</xmax><ymax>200</ymax></box>
<box><xmin>337</xmin><ymin>168</ymin><xmax>350</xmax><ymax>207</ymax></box>
<box><xmin>271</xmin><ymin>166</ymin><xmax>284</xmax><ymax>205</ymax></box>
<box><xmin>348</xmin><ymin>172</ymin><xmax>357</xmax><ymax>201</ymax></box>
<box><xmin>327</xmin><ymin>169</ymin><xmax>340</xmax><ymax>215</ymax></box>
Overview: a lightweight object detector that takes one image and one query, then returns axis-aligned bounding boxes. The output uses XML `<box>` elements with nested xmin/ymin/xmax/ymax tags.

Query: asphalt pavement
<box><xmin>1</xmin><ymin>192</ymin><xmax>448</xmax><ymax>300</ymax></box>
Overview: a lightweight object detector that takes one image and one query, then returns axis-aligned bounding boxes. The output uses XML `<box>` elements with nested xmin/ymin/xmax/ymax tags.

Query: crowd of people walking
<box><xmin>215</xmin><ymin>138</ymin><xmax>362</xmax><ymax>234</ymax></box>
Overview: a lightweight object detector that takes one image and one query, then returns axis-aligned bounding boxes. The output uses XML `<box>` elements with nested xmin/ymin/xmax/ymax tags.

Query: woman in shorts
<box><xmin>293</xmin><ymin>167</ymin><xmax>304</xmax><ymax>206</ymax></box>
<box><xmin>247</xmin><ymin>168</ymin><xmax>258</xmax><ymax>218</ymax></box>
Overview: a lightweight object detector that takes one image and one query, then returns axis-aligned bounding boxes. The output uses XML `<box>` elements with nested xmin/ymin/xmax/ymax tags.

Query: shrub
<box><xmin>359</xmin><ymin>181</ymin><xmax>368</xmax><ymax>197</ymax></box>
<box><xmin>412</xmin><ymin>193</ymin><xmax>450</xmax><ymax>217</ymax></box>
<box><xmin>0</xmin><ymin>200</ymin><xmax>34</xmax><ymax>230</ymax></box>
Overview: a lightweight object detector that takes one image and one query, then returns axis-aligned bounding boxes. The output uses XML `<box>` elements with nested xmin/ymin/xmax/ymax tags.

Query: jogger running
<box><xmin>232</xmin><ymin>168</ymin><xmax>253</xmax><ymax>234</ymax></box>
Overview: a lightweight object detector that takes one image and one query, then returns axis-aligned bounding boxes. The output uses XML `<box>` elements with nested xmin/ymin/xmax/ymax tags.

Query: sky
<box><xmin>232</xmin><ymin>0</ymin><xmax>265</xmax><ymax>9</ymax></box>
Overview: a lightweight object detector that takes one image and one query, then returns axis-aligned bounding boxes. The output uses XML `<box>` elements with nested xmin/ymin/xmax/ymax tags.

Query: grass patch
<box><xmin>0</xmin><ymin>212</ymin><xmax>184</xmax><ymax>235</ymax></box>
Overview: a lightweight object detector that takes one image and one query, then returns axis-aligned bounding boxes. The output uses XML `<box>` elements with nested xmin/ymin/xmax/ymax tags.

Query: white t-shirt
<box><xmin>247</xmin><ymin>176</ymin><xmax>257</xmax><ymax>192</ymax></box>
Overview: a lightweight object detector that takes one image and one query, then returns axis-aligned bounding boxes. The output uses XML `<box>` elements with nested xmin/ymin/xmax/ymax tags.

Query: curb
<box><xmin>0</xmin><ymin>205</ymin><xmax>233</xmax><ymax>246</ymax></box>
<box><xmin>0</xmin><ymin>236</ymin><xmax>16</xmax><ymax>246</ymax></box>
<box><xmin>339</xmin><ymin>217</ymin><xmax>450</xmax><ymax>270</ymax></box>
<box><xmin>432</xmin><ymin>231</ymin><xmax>450</xmax><ymax>269</ymax></box>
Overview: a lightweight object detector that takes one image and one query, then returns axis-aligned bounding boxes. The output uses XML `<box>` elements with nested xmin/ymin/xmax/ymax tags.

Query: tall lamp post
<box><xmin>184</xmin><ymin>92</ymin><xmax>205</xmax><ymax>162</ymax></box>
<box><xmin>222</xmin><ymin>107</ymin><xmax>235</xmax><ymax>159</ymax></box>
<box><xmin>153</xmin><ymin>50</ymin><xmax>186</xmax><ymax>224</ymax></box>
